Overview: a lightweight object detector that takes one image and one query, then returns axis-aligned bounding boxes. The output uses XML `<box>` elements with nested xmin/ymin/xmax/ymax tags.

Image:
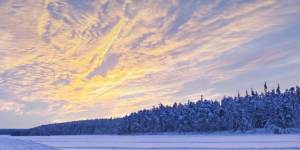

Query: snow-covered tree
<box><xmin>2</xmin><ymin>83</ymin><xmax>300</xmax><ymax>136</ymax></box>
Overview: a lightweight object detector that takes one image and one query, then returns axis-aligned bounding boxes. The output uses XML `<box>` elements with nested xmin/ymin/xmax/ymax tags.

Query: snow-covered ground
<box><xmin>0</xmin><ymin>136</ymin><xmax>57</xmax><ymax>150</ymax></box>
<box><xmin>11</xmin><ymin>134</ymin><xmax>300</xmax><ymax>150</ymax></box>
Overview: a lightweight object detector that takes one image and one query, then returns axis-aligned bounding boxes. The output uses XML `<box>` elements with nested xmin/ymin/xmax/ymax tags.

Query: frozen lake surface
<box><xmin>12</xmin><ymin>134</ymin><xmax>300</xmax><ymax>150</ymax></box>
<box><xmin>0</xmin><ymin>136</ymin><xmax>57</xmax><ymax>150</ymax></box>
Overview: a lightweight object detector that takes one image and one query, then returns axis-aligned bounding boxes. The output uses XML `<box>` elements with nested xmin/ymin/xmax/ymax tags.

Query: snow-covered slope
<box><xmin>0</xmin><ymin>136</ymin><xmax>57</xmax><ymax>150</ymax></box>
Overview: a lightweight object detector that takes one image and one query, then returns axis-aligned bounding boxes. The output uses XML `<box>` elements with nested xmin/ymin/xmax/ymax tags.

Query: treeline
<box><xmin>2</xmin><ymin>83</ymin><xmax>300</xmax><ymax>136</ymax></box>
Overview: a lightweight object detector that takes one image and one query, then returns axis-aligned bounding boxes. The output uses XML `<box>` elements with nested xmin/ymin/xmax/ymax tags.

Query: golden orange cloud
<box><xmin>0</xmin><ymin>0</ymin><xmax>300</xmax><ymax>124</ymax></box>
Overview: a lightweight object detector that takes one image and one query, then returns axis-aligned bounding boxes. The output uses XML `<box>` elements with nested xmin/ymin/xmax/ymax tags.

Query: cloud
<box><xmin>0</xmin><ymin>0</ymin><xmax>300</xmax><ymax>127</ymax></box>
<box><xmin>87</xmin><ymin>53</ymin><xmax>120</xmax><ymax>78</ymax></box>
<box><xmin>0</xmin><ymin>101</ymin><xmax>23</xmax><ymax>114</ymax></box>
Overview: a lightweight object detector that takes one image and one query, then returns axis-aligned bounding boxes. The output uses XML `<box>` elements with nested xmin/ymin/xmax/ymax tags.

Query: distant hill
<box><xmin>1</xmin><ymin>83</ymin><xmax>300</xmax><ymax>136</ymax></box>
<box><xmin>0</xmin><ymin>129</ymin><xmax>28</xmax><ymax>136</ymax></box>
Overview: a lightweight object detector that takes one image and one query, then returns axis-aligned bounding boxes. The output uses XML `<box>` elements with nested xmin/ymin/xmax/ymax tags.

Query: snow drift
<box><xmin>0</xmin><ymin>136</ymin><xmax>57</xmax><ymax>150</ymax></box>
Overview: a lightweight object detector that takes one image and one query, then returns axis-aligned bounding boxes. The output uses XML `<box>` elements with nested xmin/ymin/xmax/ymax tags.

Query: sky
<box><xmin>0</xmin><ymin>0</ymin><xmax>300</xmax><ymax>128</ymax></box>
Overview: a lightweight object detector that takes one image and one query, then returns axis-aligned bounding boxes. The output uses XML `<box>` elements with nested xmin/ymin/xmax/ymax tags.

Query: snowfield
<box><xmin>0</xmin><ymin>136</ymin><xmax>57</xmax><ymax>150</ymax></box>
<box><xmin>10</xmin><ymin>134</ymin><xmax>300</xmax><ymax>150</ymax></box>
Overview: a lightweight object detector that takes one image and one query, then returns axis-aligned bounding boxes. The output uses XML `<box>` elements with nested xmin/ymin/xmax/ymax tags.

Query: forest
<box><xmin>1</xmin><ymin>83</ymin><xmax>300</xmax><ymax>136</ymax></box>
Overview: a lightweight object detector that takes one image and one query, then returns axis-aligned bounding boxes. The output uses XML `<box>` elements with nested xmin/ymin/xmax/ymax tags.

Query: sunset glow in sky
<box><xmin>1</xmin><ymin>0</ymin><xmax>300</xmax><ymax>128</ymax></box>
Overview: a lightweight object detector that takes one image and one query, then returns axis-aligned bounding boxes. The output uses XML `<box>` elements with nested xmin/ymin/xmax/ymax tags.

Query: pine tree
<box><xmin>3</xmin><ymin>83</ymin><xmax>300</xmax><ymax>136</ymax></box>
<box><xmin>276</xmin><ymin>84</ymin><xmax>281</xmax><ymax>94</ymax></box>
<box><xmin>264</xmin><ymin>82</ymin><xmax>268</xmax><ymax>94</ymax></box>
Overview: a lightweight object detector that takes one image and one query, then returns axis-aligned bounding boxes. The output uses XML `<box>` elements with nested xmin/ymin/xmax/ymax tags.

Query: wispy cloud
<box><xmin>0</xmin><ymin>0</ymin><xmax>300</xmax><ymax>127</ymax></box>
